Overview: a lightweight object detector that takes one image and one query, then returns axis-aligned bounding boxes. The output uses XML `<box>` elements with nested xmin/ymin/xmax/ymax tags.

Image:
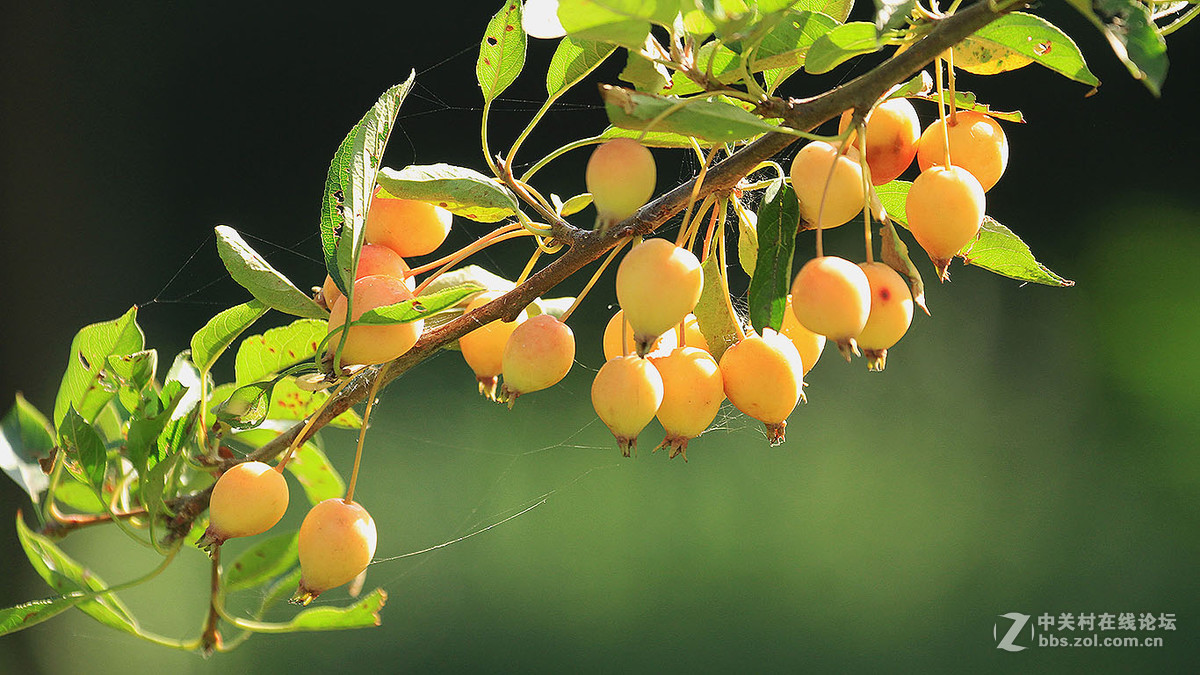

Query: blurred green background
<box><xmin>2</xmin><ymin>1</ymin><xmax>1197</xmax><ymax>672</ymax></box>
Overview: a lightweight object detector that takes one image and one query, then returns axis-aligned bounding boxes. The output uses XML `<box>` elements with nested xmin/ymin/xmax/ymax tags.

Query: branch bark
<box><xmin>165</xmin><ymin>0</ymin><xmax>1027</xmax><ymax>544</ymax></box>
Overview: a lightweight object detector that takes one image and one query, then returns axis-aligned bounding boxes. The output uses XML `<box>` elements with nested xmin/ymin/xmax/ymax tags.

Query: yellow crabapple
<box><xmin>586</xmin><ymin>138</ymin><xmax>657</xmax><ymax>229</ymax></box>
<box><xmin>500</xmin><ymin>314</ymin><xmax>575</xmax><ymax>405</ymax></box>
<box><xmin>320</xmin><ymin>243</ymin><xmax>413</xmax><ymax>309</ymax></box>
<box><xmin>905</xmin><ymin>165</ymin><xmax>985</xmax><ymax>280</ymax></box>
<box><xmin>837</xmin><ymin>98</ymin><xmax>921</xmax><ymax>185</ymax></box>
<box><xmin>648</xmin><ymin>346</ymin><xmax>724</xmax><ymax>460</ymax></box>
<box><xmin>291</xmin><ymin>498</ymin><xmax>377</xmax><ymax>606</ymax></box>
<box><xmin>326</xmin><ymin>274</ymin><xmax>423</xmax><ymax>368</ymax></box>
<box><xmin>718</xmin><ymin>330</ymin><xmax>806</xmax><ymax>445</ymax></box>
<box><xmin>790</xmin><ymin>256</ymin><xmax>872</xmax><ymax>357</ymax></box>
<box><xmin>196</xmin><ymin>461</ymin><xmax>289</xmax><ymax>553</ymax></box>
<box><xmin>591</xmin><ymin>355</ymin><xmax>665</xmax><ymax>456</ymax></box>
<box><xmin>458</xmin><ymin>291</ymin><xmax>528</xmax><ymax>401</ymax></box>
<box><xmin>780</xmin><ymin>295</ymin><xmax>827</xmax><ymax>376</ymax></box>
<box><xmin>856</xmin><ymin>262</ymin><xmax>914</xmax><ymax>371</ymax></box>
<box><xmin>615</xmin><ymin>238</ymin><xmax>704</xmax><ymax>356</ymax></box>
<box><xmin>790</xmin><ymin>140</ymin><xmax>865</xmax><ymax>230</ymax></box>
<box><xmin>365</xmin><ymin>190</ymin><xmax>453</xmax><ymax>257</ymax></box>
<box><xmin>916</xmin><ymin>111</ymin><xmax>1008</xmax><ymax>191</ymax></box>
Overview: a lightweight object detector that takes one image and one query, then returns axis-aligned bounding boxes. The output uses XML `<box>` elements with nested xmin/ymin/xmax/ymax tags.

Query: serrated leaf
<box><xmin>58</xmin><ymin>408</ymin><xmax>106</xmax><ymax>490</ymax></box>
<box><xmin>215</xmin><ymin>226</ymin><xmax>327</xmax><ymax>320</ymax></box>
<box><xmin>602</xmin><ymin>85</ymin><xmax>780</xmax><ymax>142</ymax></box>
<box><xmin>547</xmin><ymin>37</ymin><xmax>616</xmax><ymax>96</ymax></box>
<box><xmin>1067</xmin><ymin>0</ymin><xmax>1166</xmax><ymax>95</ymax></box>
<box><xmin>597</xmin><ymin>124</ymin><xmax>698</xmax><ymax>147</ymax></box>
<box><xmin>0</xmin><ymin>595</ymin><xmax>85</xmax><ymax>636</ymax></box>
<box><xmin>1</xmin><ymin>395</ymin><xmax>54</xmax><ymax>505</ymax></box>
<box><xmin>874</xmin><ymin>0</ymin><xmax>914</xmax><ymax>32</ymax></box>
<box><xmin>478</xmin><ymin>0</ymin><xmax>527</xmax><ymax>103</ymax></box>
<box><xmin>356</xmin><ymin>284</ymin><xmax>484</xmax><ymax>326</ymax></box>
<box><xmin>191</xmin><ymin>300</ymin><xmax>269</xmax><ymax>375</ymax></box>
<box><xmin>956</xmin><ymin>12</ymin><xmax>1100</xmax><ymax>87</ymax></box>
<box><xmin>235</xmin><ymin>320</ymin><xmax>327</xmax><ymax>386</ymax></box>
<box><xmin>750</xmin><ymin>10</ymin><xmax>841</xmax><ymax>70</ymax></box>
<box><xmin>16</xmin><ymin>515</ymin><xmax>139</xmax><ymax>636</ymax></box>
<box><xmin>53</xmin><ymin>307</ymin><xmax>143</xmax><ymax>427</ymax></box>
<box><xmin>376</xmin><ymin>164</ymin><xmax>520</xmax><ymax>223</ymax></box>
<box><xmin>694</xmin><ymin>253</ymin><xmax>742</xmax><ymax>362</ymax></box>
<box><xmin>805</xmin><ymin>21</ymin><xmax>881</xmax><ymax>74</ymax></box>
<box><xmin>961</xmin><ymin>217</ymin><xmax>1075</xmax><ymax>287</ymax></box>
<box><xmin>222</xmin><ymin>532</ymin><xmax>299</xmax><ymax>593</ymax></box>
<box><xmin>748</xmin><ymin>185</ymin><xmax>799</xmax><ymax>334</ymax></box>
<box><xmin>265</xmin><ymin>379</ymin><xmax>362</xmax><ymax>430</ymax></box>
<box><xmin>324</xmin><ymin>76</ymin><xmax>417</xmax><ymax>298</ymax></box>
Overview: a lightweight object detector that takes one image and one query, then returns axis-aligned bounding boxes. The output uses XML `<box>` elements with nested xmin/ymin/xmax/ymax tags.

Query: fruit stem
<box><xmin>559</xmin><ymin>236</ymin><xmax>631</xmax><ymax>322</ymax></box>
<box><xmin>276</xmin><ymin>375</ymin><xmax>355</xmax><ymax>472</ymax></box>
<box><xmin>407</xmin><ymin>221</ymin><xmax>524</xmax><ymax>275</ymax></box>
<box><xmin>857</xmin><ymin>119</ymin><xmax>874</xmax><ymax>264</ymax></box>
<box><xmin>699</xmin><ymin>196</ymin><xmax>726</xmax><ymax>264</ymax></box>
<box><xmin>935</xmin><ymin>56</ymin><xmax>952</xmax><ymax>169</ymax></box>
<box><xmin>520</xmin><ymin>134</ymin><xmax>604</xmax><ymax>183</ymax></box>
<box><xmin>947</xmin><ymin>49</ymin><xmax>958</xmax><ymax>126</ymax></box>
<box><xmin>411</xmin><ymin>230</ymin><xmax>532</xmax><ymax>297</ymax></box>
<box><xmin>514</xmin><ymin>245</ymin><xmax>543</xmax><ymax>287</ymax></box>
<box><xmin>677</xmin><ymin>141</ymin><xmax>722</xmax><ymax>248</ymax></box>
<box><xmin>344</xmin><ymin>366</ymin><xmax>385</xmax><ymax>504</ymax></box>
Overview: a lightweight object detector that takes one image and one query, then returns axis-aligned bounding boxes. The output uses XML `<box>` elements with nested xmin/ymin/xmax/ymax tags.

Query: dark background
<box><xmin>2</xmin><ymin>1</ymin><xmax>1198</xmax><ymax>672</ymax></box>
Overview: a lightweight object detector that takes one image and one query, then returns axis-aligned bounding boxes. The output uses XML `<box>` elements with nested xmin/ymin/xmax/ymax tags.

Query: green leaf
<box><xmin>556</xmin><ymin>0</ymin><xmax>654</xmax><ymax>48</ymax></box>
<box><xmin>356</xmin><ymin>284</ymin><xmax>484</xmax><ymax>326</ymax></box>
<box><xmin>106</xmin><ymin>350</ymin><xmax>158</xmax><ymax>413</ymax></box>
<box><xmin>620</xmin><ymin>46</ymin><xmax>672</xmax><ymax>94</ymax></box>
<box><xmin>805</xmin><ymin>21</ymin><xmax>881</xmax><ymax>74</ymax></box>
<box><xmin>478</xmin><ymin>0</ymin><xmax>527</xmax><ymax>103</ymax></box>
<box><xmin>598</xmin><ymin>124</ymin><xmax>698</xmax><ymax>148</ymax></box>
<box><xmin>797</xmin><ymin>0</ymin><xmax>853</xmax><ymax>23</ymax></box>
<box><xmin>125</xmin><ymin>384</ymin><xmax>186</xmax><ymax>474</ymax></box>
<box><xmin>693</xmin><ymin>253</ymin><xmax>742</xmax><ymax>362</ymax></box>
<box><xmin>265</xmin><ymin>379</ymin><xmax>362</xmax><ymax>430</ymax></box>
<box><xmin>547</xmin><ymin>37</ymin><xmax>616</xmax><ymax>97</ymax></box>
<box><xmin>154</xmin><ymin>354</ymin><xmax>204</xmax><ymax>464</ymax></box>
<box><xmin>214</xmin><ymin>381</ymin><xmax>275</xmax><ymax>431</ymax></box>
<box><xmin>874</xmin><ymin>0</ymin><xmax>914</xmax><ymax>32</ymax></box>
<box><xmin>222</xmin><ymin>531</ymin><xmax>299</xmax><ymax>593</ymax></box>
<box><xmin>961</xmin><ymin>217</ymin><xmax>1076</xmax><ymax>287</ymax></box>
<box><xmin>959</xmin><ymin>12</ymin><xmax>1100</xmax><ymax>87</ymax></box>
<box><xmin>376</xmin><ymin>164</ymin><xmax>520</xmax><ymax>223</ymax></box>
<box><xmin>53</xmin><ymin>307</ymin><xmax>144</xmax><ymax>427</ymax></box>
<box><xmin>0</xmin><ymin>595</ymin><xmax>85</xmax><ymax>636</ymax></box>
<box><xmin>1</xmin><ymin>394</ymin><xmax>55</xmax><ymax>505</ymax></box>
<box><xmin>749</xmin><ymin>10</ymin><xmax>841</xmax><ymax>71</ymax></box>
<box><xmin>16</xmin><ymin>515</ymin><xmax>139</xmax><ymax>636</ymax></box>
<box><xmin>287</xmin><ymin>589</ymin><xmax>387</xmax><ymax>631</ymax></box>
<box><xmin>417</xmin><ymin>265</ymin><xmax>515</xmax><ymax>296</ymax></box>
<box><xmin>736</xmin><ymin>203</ymin><xmax>759</xmax><ymax>277</ymax></box>
<box><xmin>909</xmin><ymin>89</ymin><xmax>1025</xmax><ymax>123</ymax></box>
<box><xmin>325</xmin><ymin>76</ymin><xmax>418</xmax><ymax>299</ymax></box>
<box><xmin>58</xmin><ymin>408</ymin><xmax>106</xmax><ymax>490</ymax></box>
<box><xmin>215</xmin><ymin>226</ymin><xmax>327</xmax><ymax>320</ymax></box>
<box><xmin>191</xmin><ymin>300</ymin><xmax>269</xmax><ymax>375</ymax></box>
<box><xmin>601</xmin><ymin>85</ymin><xmax>781</xmax><ymax>143</ymax></box>
<box><xmin>140</xmin><ymin>453</ymin><xmax>182</xmax><ymax>535</ymax></box>
<box><xmin>51</xmin><ymin>479</ymin><xmax>105</xmax><ymax>514</ymax></box>
<box><xmin>1067</xmin><ymin>0</ymin><xmax>1166</xmax><ymax>95</ymax></box>
<box><xmin>878</xmin><ymin>219</ymin><xmax>929</xmax><ymax>316</ymax></box>
<box><xmin>748</xmin><ymin>184</ymin><xmax>799</xmax><ymax>334</ymax></box>
<box><xmin>235</xmin><ymin>319</ymin><xmax>326</xmax><ymax>386</ymax></box>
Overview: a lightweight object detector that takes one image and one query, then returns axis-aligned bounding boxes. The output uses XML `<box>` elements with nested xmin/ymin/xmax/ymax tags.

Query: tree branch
<box><xmin>164</xmin><ymin>0</ymin><xmax>1027</xmax><ymax>544</ymax></box>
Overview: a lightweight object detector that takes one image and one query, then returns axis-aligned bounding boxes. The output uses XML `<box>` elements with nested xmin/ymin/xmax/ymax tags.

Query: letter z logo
<box><xmin>995</xmin><ymin>613</ymin><xmax>1032</xmax><ymax>652</ymax></box>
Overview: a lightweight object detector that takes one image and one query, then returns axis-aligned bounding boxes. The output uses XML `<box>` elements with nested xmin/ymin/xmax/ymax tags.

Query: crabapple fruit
<box><xmin>649</xmin><ymin>346</ymin><xmax>724</xmax><ymax>459</ymax></box>
<box><xmin>615</xmin><ymin>238</ymin><xmax>703</xmax><ymax>356</ymax></box>
<box><xmin>718</xmin><ymin>331</ymin><xmax>805</xmax><ymax>446</ymax></box>
<box><xmin>196</xmin><ymin>461</ymin><xmax>289</xmax><ymax>552</ymax></box>
<box><xmin>790</xmin><ymin>140</ymin><xmax>865</xmax><ymax>230</ymax></box>
<box><xmin>365</xmin><ymin>191</ymin><xmax>453</xmax><ymax>257</ymax></box>
<box><xmin>916</xmin><ymin>111</ymin><xmax>1008</xmax><ymax>191</ymax></box>
<box><xmin>790</xmin><ymin>256</ymin><xmax>872</xmax><ymax>357</ymax></box>
<box><xmin>602</xmin><ymin>309</ymin><xmax>677</xmax><ymax>360</ymax></box>
<box><xmin>905</xmin><ymin>165</ymin><xmax>985</xmax><ymax>280</ymax></box>
<box><xmin>291</xmin><ymin>498</ymin><xmax>377</xmax><ymax>606</ymax></box>
<box><xmin>856</xmin><ymin>262</ymin><xmax>914</xmax><ymax>370</ymax></box>
<box><xmin>320</xmin><ymin>243</ymin><xmax>413</xmax><ymax>309</ymax></box>
<box><xmin>780</xmin><ymin>295</ymin><xmax>827</xmax><ymax>376</ymax></box>
<box><xmin>591</xmin><ymin>355</ymin><xmax>665</xmax><ymax>456</ymax></box>
<box><xmin>500</xmin><ymin>313</ymin><xmax>575</xmax><ymax>405</ymax></box>
<box><xmin>459</xmin><ymin>291</ymin><xmax>528</xmax><ymax>401</ymax></box>
<box><xmin>837</xmin><ymin>98</ymin><xmax>920</xmax><ymax>185</ymax></box>
<box><xmin>586</xmin><ymin>138</ymin><xmax>656</xmax><ymax>229</ymax></box>
<box><xmin>327</xmin><ymin>274</ymin><xmax>423</xmax><ymax>368</ymax></box>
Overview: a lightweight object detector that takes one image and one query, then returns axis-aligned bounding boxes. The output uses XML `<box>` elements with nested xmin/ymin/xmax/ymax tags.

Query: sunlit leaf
<box><xmin>215</xmin><ymin>226</ymin><xmax>327</xmax><ymax>320</ymax></box>
<box><xmin>1067</xmin><ymin>0</ymin><xmax>1165</xmax><ymax>95</ymax></box>
<box><xmin>955</xmin><ymin>12</ymin><xmax>1100</xmax><ymax>87</ymax></box>
<box><xmin>52</xmin><ymin>307</ymin><xmax>143</xmax><ymax>427</ymax></box>
<box><xmin>556</xmin><ymin>0</ymin><xmax>653</xmax><ymax>48</ymax></box>
<box><xmin>602</xmin><ymin>85</ymin><xmax>780</xmax><ymax>143</ymax></box>
<box><xmin>191</xmin><ymin>300</ymin><xmax>269</xmax><ymax>375</ymax></box>
<box><xmin>961</xmin><ymin>218</ymin><xmax>1076</xmax><ymax>287</ymax></box>
<box><xmin>222</xmin><ymin>532</ymin><xmax>299</xmax><ymax>593</ymax></box>
<box><xmin>693</xmin><ymin>253</ymin><xmax>742</xmax><ymax>362</ymax></box>
<box><xmin>748</xmin><ymin>184</ymin><xmax>799</xmax><ymax>334</ymax></box>
<box><xmin>478</xmin><ymin>0</ymin><xmax>527</xmax><ymax>103</ymax></box>
<box><xmin>874</xmin><ymin>0</ymin><xmax>914</xmax><ymax>32</ymax></box>
<box><xmin>235</xmin><ymin>319</ymin><xmax>327</xmax><ymax>387</ymax></box>
<box><xmin>1</xmin><ymin>394</ymin><xmax>54</xmax><ymax>505</ymax></box>
<box><xmin>805</xmin><ymin>21</ymin><xmax>881</xmax><ymax>74</ymax></box>
<box><xmin>376</xmin><ymin>164</ymin><xmax>520</xmax><ymax>223</ymax></box>
<box><xmin>57</xmin><ymin>408</ymin><xmax>106</xmax><ymax>490</ymax></box>
<box><xmin>0</xmin><ymin>595</ymin><xmax>84</xmax><ymax>636</ymax></box>
<box><xmin>356</xmin><ymin>284</ymin><xmax>484</xmax><ymax>326</ymax></box>
<box><xmin>547</xmin><ymin>37</ymin><xmax>616</xmax><ymax>96</ymax></box>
